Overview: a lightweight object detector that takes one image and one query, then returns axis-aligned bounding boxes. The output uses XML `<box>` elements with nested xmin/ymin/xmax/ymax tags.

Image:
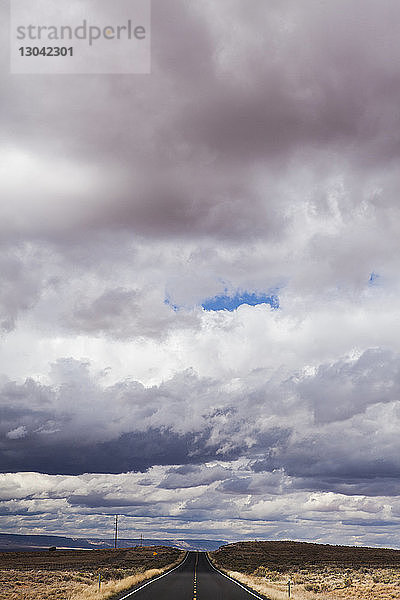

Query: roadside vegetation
<box><xmin>0</xmin><ymin>546</ymin><xmax>184</xmax><ymax>600</ymax></box>
<box><xmin>209</xmin><ymin>541</ymin><xmax>400</xmax><ymax>600</ymax></box>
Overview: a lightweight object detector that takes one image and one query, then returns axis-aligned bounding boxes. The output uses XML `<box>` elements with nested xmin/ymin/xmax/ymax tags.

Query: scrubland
<box><xmin>0</xmin><ymin>546</ymin><xmax>184</xmax><ymax>600</ymax></box>
<box><xmin>209</xmin><ymin>541</ymin><xmax>400</xmax><ymax>600</ymax></box>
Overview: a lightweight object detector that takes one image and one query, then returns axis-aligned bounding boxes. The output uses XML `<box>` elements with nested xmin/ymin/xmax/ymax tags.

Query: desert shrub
<box><xmin>267</xmin><ymin>571</ymin><xmax>281</xmax><ymax>581</ymax></box>
<box><xmin>99</xmin><ymin>568</ymin><xmax>127</xmax><ymax>581</ymax></box>
<box><xmin>72</xmin><ymin>574</ymin><xmax>94</xmax><ymax>584</ymax></box>
<box><xmin>305</xmin><ymin>583</ymin><xmax>316</xmax><ymax>591</ymax></box>
<box><xmin>319</xmin><ymin>583</ymin><xmax>329</xmax><ymax>591</ymax></box>
<box><xmin>304</xmin><ymin>582</ymin><xmax>322</xmax><ymax>592</ymax></box>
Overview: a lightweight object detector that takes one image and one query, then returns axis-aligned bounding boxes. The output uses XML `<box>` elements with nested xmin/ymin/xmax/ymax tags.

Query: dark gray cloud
<box><xmin>67</xmin><ymin>493</ymin><xmax>148</xmax><ymax>509</ymax></box>
<box><xmin>298</xmin><ymin>348</ymin><xmax>400</xmax><ymax>423</ymax></box>
<box><xmin>0</xmin><ymin>246</ymin><xmax>43</xmax><ymax>332</ymax></box>
<box><xmin>65</xmin><ymin>286</ymin><xmax>199</xmax><ymax>340</ymax></box>
<box><xmin>160</xmin><ymin>464</ymin><xmax>230</xmax><ymax>489</ymax></box>
<box><xmin>1</xmin><ymin>350</ymin><xmax>400</xmax><ymax>495</ymax></box>
<box><xmin>0</xmin><ymin>429</ymin><xmax>206</xmax><ymax>475</ymax></box>
<box><xmin>296</xmin><ymin>476</ymin><xmax>400</xmax><ymax>498</ymax></box>
<box><xmin>1</xmin><ymin>0</ymin><xmax>399</xmax><ymax>248</ymax></box>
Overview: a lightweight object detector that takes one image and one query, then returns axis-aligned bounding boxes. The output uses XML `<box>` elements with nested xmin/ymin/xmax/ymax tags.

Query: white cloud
<box><xmin>1</xmin><ymin>466</ymin><xmax>400</xmax><ymax>547</ymax></box>
<box><xmin>6</xmin><ymin>426</ymin><xmax>28</xmax><ymax>440</ymax></box>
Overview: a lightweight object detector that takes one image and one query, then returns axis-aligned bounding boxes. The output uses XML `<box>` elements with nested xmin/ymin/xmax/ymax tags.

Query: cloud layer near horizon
<box><xmin>1</xmin><ymin>0</ymin><xmax>400</xmax><ymax>547</ymax></box>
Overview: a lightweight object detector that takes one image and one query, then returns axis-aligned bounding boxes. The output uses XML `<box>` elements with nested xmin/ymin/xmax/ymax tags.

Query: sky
<box><xmin>1</xmin><ymin>0</ymin><xmax>400</xmax><ymax>548</ymax></box>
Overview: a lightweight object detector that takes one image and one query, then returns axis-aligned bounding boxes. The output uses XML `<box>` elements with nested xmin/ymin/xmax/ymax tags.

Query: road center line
<box><xmin>193</xmin><ymin>551</ymin><xmax>199</xmax><ymax>599</ymax></box>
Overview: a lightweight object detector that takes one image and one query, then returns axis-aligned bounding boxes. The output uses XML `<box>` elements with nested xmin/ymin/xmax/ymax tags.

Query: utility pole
<box><xmin>114</xmin><ymin>514</ymin><xmax>119</xmax><ymax>550</ymax></box>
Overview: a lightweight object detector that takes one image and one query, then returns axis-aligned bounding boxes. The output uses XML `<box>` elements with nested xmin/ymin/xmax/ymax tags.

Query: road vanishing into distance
<box><xmin>115</xmin><ymin>551</ymin><xmax>263</xmax><ymax>600</ymax></box>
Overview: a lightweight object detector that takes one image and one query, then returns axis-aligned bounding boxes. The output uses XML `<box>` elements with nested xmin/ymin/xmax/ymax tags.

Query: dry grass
<box><xmin>0</xmin><ymin>547</ymin><xmax>185</xmax><ymax>600</ymax></box>
<box><xmin>0</xmin><ymin>568</ymin><xmax>90</xmax><ymax>600</ymax></box>
<box><xmin>224</xmin><ymin>569</ymin><xmax>310</xmax><ymax>600</ymax></box>
<box><xmin>222</xmin><ymin>566</ymin><xmax>400</xmax><ymax>600</ymax></box>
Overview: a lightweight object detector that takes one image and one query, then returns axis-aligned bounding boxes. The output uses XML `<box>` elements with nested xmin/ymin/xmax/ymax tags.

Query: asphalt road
<box><xmin>116</xmin><ymin>551</ymin><xmax>264</xmax><ymax>600</ymax></box>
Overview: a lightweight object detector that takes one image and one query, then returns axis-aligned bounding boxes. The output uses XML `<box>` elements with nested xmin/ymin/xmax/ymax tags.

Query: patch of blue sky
<box><xmin>201</xmin><ymin>291</ymin><xmax>279</xmax><ymax>312</ymax></box>
<box><xmin>369</xmin><ymin>272</ymin><xmax>380</xmax><ymax>285</ymax></box>
<box><xmin>164</xmin><ymin>296</ymin><xmax>179</xmax><ymax>311</ymax></box>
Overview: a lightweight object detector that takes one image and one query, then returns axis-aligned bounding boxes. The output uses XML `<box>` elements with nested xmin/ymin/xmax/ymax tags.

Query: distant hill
<box><xmin>0</xmin><ymin>532</ymin><xmax>225</xmax><ymax>552</ymax></box>
<box><xmin>210</xmin><ymin>540</ymin><xmax>400</xmax><ymax>572</ymax></box>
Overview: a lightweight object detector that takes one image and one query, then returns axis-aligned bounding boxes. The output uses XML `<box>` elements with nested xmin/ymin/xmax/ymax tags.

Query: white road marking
<box><xmin>193</xmin><ymin>551</ymin><xmax>198</xmax><ymax>598</ymax></box>
<box><xmin>118</xmin><ymin>552</ymin><xmax>189</xmax><ymax>599</ymax></box>
<box><xmin>205</xmin><ymin>552</ymin><xmax>265</xmax><ymax>600</ymax></box>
